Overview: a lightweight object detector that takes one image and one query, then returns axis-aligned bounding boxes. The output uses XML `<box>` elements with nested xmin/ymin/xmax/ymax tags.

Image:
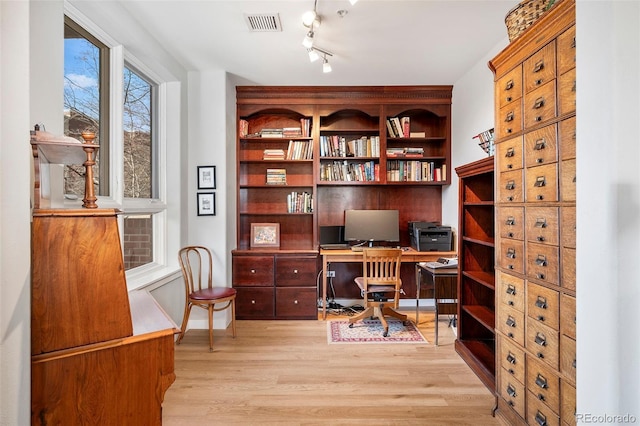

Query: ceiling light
<box><xmin>302</xmin><ymin>31</ymin><xmax>314</xmax><ymax>48</ymax></box>
<box><xmin>302</xmin><ymin>10</ymin><xmax>320</xmax><ymax>28</ymax></box>
<box><xmin>308</xmin><ymin>48</ymin><xmax>320</xmax><ymax>62</ymax></box>
<box><xmin>323</xmin><ymin>57</ymin><xmax>332</xmax><ymax>73</ymax></box>
<box><xmin>349</xmin><ymin>0</ymin><xmax>358</xmax><ymax>5</ymax></box>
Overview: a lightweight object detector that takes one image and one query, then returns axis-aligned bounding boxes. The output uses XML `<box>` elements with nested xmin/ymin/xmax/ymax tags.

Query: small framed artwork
<box><xmin>250</xmin><ymin>223</ymin><xmax>280</xmax><ymax>248</ymax></box>
<box><xmin>197</xmin><ymin>165</ymin><xmax>216</xmax><ymax>190</ymax></box>
<box><xmin>197</xmin><ymin>192</ymin><xmax>216</xmax><ymax>216</ymax></box>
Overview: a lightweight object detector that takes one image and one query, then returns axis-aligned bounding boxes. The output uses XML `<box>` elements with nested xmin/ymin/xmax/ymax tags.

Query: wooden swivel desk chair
<box><xmin>177</xmin><ymin>246</ymin><xmax>237</xmax><ymax>351</ymax></box>
<box><xmin>348</xmin><ymin>248</ymin><xmax>408</xmax><ymax>337</ymax></box>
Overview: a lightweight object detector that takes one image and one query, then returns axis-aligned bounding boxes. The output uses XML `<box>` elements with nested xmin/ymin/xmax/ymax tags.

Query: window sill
<box><xmin>126</xmin><ymin>264</ymin><xmax>181</xmax><ymax>291</ymax></box>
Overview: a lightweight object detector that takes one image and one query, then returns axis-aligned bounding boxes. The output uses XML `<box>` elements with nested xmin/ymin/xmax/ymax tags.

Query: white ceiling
<box><xmin>73</xmin><ymin>0</ymin><xmax>517</xmax><ymax>86</ymax></box>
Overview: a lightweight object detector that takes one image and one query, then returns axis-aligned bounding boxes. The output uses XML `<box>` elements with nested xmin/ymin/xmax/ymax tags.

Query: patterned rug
<box><xmin>327</xmin><ymin>319</ymin><xmax>428</xmax><ymax>344</ymax></box>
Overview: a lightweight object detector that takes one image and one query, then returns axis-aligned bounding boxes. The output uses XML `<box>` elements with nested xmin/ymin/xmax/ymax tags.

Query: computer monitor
<box><xmin>343</xmin><ymin>209</ymin><xmax>400</xmax><ymax>246</ymax></box>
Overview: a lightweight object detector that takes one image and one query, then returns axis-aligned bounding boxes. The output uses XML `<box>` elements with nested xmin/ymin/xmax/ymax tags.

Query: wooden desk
<box><xmin>320</xmin><ymin>248</ymin><xmax>455</xmax><ymax>320</ymax></box>
<box><xmin>415</xmin><ymin>263</ymin><xmax>458</xmax><ymax>345</ymax></box>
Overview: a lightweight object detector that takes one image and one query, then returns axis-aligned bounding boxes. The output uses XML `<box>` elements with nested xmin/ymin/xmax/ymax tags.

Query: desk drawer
<box><xmin>527</xmin><ymin>281</ymin><xmax>560</xmax><ymax>330</ymax></box>
<box><xmin>527</xmin><ymin>242</ymin><xmax>560</xmax><ymax>285</ymax></box>
<box><xmin>275</xmin><ymin>287</ymin><xmax>317</xmax><ymax>319</ymax></box>
<box><xmin>497</xmin><ymin>136</ymin><xmax>524</xmax><ymax>172</ymax></box>
<box><xmin>527</xmin><ymin>356</ymin><xmax>561</xmax><ymax>415</ymax></box>
<box><xmin>499</xmin><ymin>335</ymin><xmax>526</xmax><ymax>384</ymax></box>
<box><xmin>525</xmin><ymin>124</ymin><xmax>557</xmax><ymax>168</ymax></box>
<box><xmin>233</xmin><ymin>255</ymin><xmax>274</xmax><ymax>286</ymax></box>
<box><xmin>498</xmin><ymin>207</ymin><xmax>524</xmax><ymax>240</ymax></box>
<box><xmin>235</xmin><ymin>287</ymin><xmax>275</xmax><ymax>319</ymax></box>
<box><xmin>526</xmin><ymin>318</ymin><xmax>560</xmax><ymax>369</ymax></box>
<box><xmin>498</xmin><ymin>304</ymin><xmax>525</xmax><ymax>346</ymax></box>
<box><xmin>275</xmin><ymin>256</ymin><xmax>317</xmax><ymax>287</ymax></box>
<box><xmin>526</xmin><ymin>207</ymin><xmax>559</xmax><ymax>246</ymax></box>
<box><xmin>526</xmin><ymin>163</ymin><xmax>558</xmax><ymax>203</ymax></box>
<box><xmin>497</xmin><ymin>270</ymin><xmax>525</xmax><ymax>312</ymax></box>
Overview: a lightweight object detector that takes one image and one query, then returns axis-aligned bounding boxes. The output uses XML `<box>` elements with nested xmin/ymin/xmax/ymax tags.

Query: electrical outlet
<box><xmin>326</xmin><ymin>270</ymin><xmax>335</xmax><ymax>278</ymax></box>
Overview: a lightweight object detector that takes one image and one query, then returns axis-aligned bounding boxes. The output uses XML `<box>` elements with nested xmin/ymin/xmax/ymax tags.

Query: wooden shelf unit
<box><xmin>234</xmin><ymin>86</ymin><xmax>453</xmax><ymax>318</ymax></box>
<box><xmin>455</xmin><ymin>156</ymin><xmax>496</xmax><ymax>392</ymax></box>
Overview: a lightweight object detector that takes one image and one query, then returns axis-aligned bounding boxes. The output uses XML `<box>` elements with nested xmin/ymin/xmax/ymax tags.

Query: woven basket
<box><xmin>505</xmin><ymin>0</ymin><xmax>551</xmax><ymax>42</ymax></box>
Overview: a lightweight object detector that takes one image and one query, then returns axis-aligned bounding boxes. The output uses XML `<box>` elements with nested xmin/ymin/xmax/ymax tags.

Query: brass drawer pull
<box><xmin>505</xmin><ymin>147</ymin><xmax>515</xmax><ymax>157</ymax></box>
<box><xmin>533</xmin><ymin>60</ymin><xmax>545</xmax><ymax>73</ymax></box>
<box><xmin>505</xmin><ymin>111</ymin><xmax>514</xmax><ymax>122</ymax></box>
<box><xmin>506</xmin><ymin>180</ymin><xmax>516</xmax><ymax>190</ymax></box>
<box><xmin>506</xmin><ymin>248</ymin><xmax>516</xmax><ymax>259</ymax></box>
<box><xmin>535</xmin><ymin>218</ymin><xmax>547</xmax><ymax>228</ymax></box>
<box><xmin>534</xmin><ymin>332</ymin><xmax>547</xmax><ymax>347</ymax></box>
<box><xmin>506</xmin><ymin>352</ymin><xmax>517</xmax><ymax>364</ymax></box>
<box><xmin>534</xmin><ymin>176</ymin><xmax>546</xmax><ymax>187</ymax></box>
<box><xmin>506</xmin><ymin>384</ymin><xmax>517</xmax><ymax>398</ymax></box>
<box><xmin>506</xmin><ymin>216</ymin><xmax>515</xmax><ymax>226</ymax></box>
<box><xmin>533</xmin><ymin>97</ymin><xmax>545</xmax><ymax>109</ymax></box>
<box><xmin>534</xmin><ymin>138</ymin><xmax>546</xmax><ymax>150</ymax></box>
<box><xmin>506</xmin><ymin>316</ymin><xmax>517</xmax><ymax>328</ymax></box>
<box><xmin>535</xmin><ymin>255</ymin><xmax>547</xmax><ymax>267</ymax></box>
<box><xmin>535</xmin><ymin>411</ymin><xmax>548</xmax><ymax>426</ymax></box>
<box><xmin>535</xmin><ymin>295</ymin><xmax>548</xmax><ymax>309</ymax></box>
<box><xmin>506</xmin><ymin>284</ymin><xmax>516</xmax><ymax>295</ymax></box>
<box><xmin>535</xmin><ymin>373</ymin><xmax>548</xmax><ymax>389</ymax></box>
<box><xmin>505</xmin><ymin>79</ymin><xmax>514</xmax><ymax>90</ymax></box>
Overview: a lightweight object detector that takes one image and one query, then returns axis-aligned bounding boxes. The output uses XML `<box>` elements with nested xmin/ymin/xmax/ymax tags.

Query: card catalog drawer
<box><xmin>561</xmin><ymin>380</ymin><xmax>577</xmax><ymax>426</ymax></box>
<box><xmin>559</xmin><ymin>116</ymin><xmax>576</xmax><ymax>161</ymax></box>
<box><xmin>561</xmin><ymin>247</ymin><xmax>576</xmax><ymax>291</ymax></box>
<box><xmin>497</xmin><ymin>270</ymin><xmax>525</xmax><ymax>312</ymax></box>
<box><xmin>526</xmin><ymin>206</ymin><xmax>559</xmax><ymax>246</ymax></box>
<box><xmin>497</xmin><ymin>65</ymin><xmax>523</xmax><ymax>109</ymax></box>
<box><xmin>561</xmin><ymin>207</ymin><xmax>576</xmax><ymax>248</ymax></box>
<box><xmin>525</xmin><ymin>124</ymin><xmax>558</xmax><ymax>168</ymax></box>
<box><xmin>498</xmin><ymin>207</ymin><xmax>525</xmax><ymax>240</ymax></box>
<box><xmin>498</xmin><ymin>102</ymin><xmax>523</xmax><ymax>139</ymax></box>
<box><xmin>497</xmin><ymin>136</ymin><xmax>524</xmax><ymax>172</ymax></box>
<box><xmin>561</xmin><ymin>159</ymin><xmax>576</xmax><ymax>202</ymax></box>
<box><xmin>560</xmin><ymin>334</ymin><xmax>576</xmax><ymax>383</ymax></box>
<box><xmin>498</xmin><ymin>169</ymin><xmax>524</xmax><ymax>203</ymax></box>
<box><xmin>498</xmin><ymin>304</ymin><xmax>526</xmax><ymax>346</ymax></box>
<box><xmin>560</xmin><ymin>294</ymin><xmax>576</xmax><ymax>339</ymax></box>
<box><xmin>526</xmin><ymin>318</ymin><xmax>560</xmax><ymax>369</ymax></box>
<box><xmin>527</xmin><ymin>242</ymin><xmax>560</xmax><ymax>285</ymax></box>
<box><xmin>527</xmin><ymin>281</ymin><xmax>560</xmax><ymax>330</ymax></box>
<box><xmin>525</xmin><ymin>81</ymin><xmax>557</xmax><ymax>129</ymax></box>
<box><xmin>499</xmin><ymin>335</ymin><xmax>526</xmax><ymax>384</ymax></box>
<box><xmin>500</xmin><ymin>369</ymin><xmax>526</xmax><ymax>419</ymax></box>
<box><xmin>527</xmin><ymin>356</ymin><xmax>561</xmax><ymax>415</ymax></box>
<box><xmin>558</xmin><ymin>68</ymin><xmax>576</xmax><ymax>116</ymax></box>
<box><xmin>498</xmin><ymin>238</ymin><xmax>525</xmax><ymax>275</ymax></box>
<box><xmin>526</xmin><ymin>163</ymin><xmax>558</xmax><ymax>203</ymax></box>
<box><xmin>524</xmin><ymin>42</ymin><xmax>557</xmax><ymax>93</ymax></box>
<box><xmin>527</xmin><ymin>391</ymin><xmax>560</xmax><ymax>426</ymax></box>
<box><xmin>557</xmin><ymin>25</ymin><xmax>576</xmax><ymax>76</ymax></box>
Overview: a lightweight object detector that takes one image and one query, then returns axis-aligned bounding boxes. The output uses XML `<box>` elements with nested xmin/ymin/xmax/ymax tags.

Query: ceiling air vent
<box><xmin>244</xmin><ymin>13</ymin><xmax>282</xmax><ymax>32</ymax></box>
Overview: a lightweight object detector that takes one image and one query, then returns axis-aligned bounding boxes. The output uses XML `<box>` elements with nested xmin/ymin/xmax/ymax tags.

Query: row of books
<box><xmin>319</xmin><ymin>161</ymin><xmax>379</xmax><ymax>182</ymax></box>
<box><xmin>238</xmin><ymin>118</ymin><xmax>312</xmax><ymax>138</ymax></box>
<box><xmin>386</xmin><ymin>160</ymin><xmax>447</xmax><ymax>182</ymax></box>
<box><xmin>386</xmin><ymin>147</ymin><xmax>424</xmax><ymax>158</ymax></box>
<box><xmin>319</xmin><ymin>135</ymin><xmax>380</xmax><ymax>158</ymax></box>
<box><xmin>266</xmin><ymin>168</ymin><xmax>287</xmax><ymax>185</ymax></box>
<box><xmin>286</xmin><ymin>140</ymin><xmax>313</xmax><ymax>160</ymax></box>
<box><xmin>287</xmin><ymin>191</ymin><xmax>313</xmax><ymax>213</ymax></box>
<box><xmin>386</xmin><ymin>116</ymin><xmax>410</xmax><ymax>138</ymax></box>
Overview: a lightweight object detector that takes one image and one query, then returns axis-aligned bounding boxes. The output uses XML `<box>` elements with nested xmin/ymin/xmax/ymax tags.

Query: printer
<box><xmin>409</xmin><ymin>221</ymin><xmax>452</xmax><ymax>252</ymax></box>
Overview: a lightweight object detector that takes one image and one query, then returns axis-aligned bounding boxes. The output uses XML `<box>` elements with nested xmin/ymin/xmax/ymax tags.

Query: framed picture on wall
<box><xmin>197</xmin><ymin>192</ymin><xmax>216</xmax><ymax>216</ymax></box>
<box><xmin>197</xmin><ymin>165</ymin><xmax>216</xmax><ymax>190</ymax></box>
<box><xmin>250</xmin><ymin>223</ymin><xmax>280</xmax><ymax>248</ymax></box>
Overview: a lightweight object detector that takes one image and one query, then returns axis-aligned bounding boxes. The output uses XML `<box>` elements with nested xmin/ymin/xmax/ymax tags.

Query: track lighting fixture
<box><xmin>349</xmin><ymin>0</ymin><xmax>358</xmax><ymax>5</ymax></box>
<box><xmin>307</xmin><ymin>48</ymin><xmax>320</xmax><ymax>62</ymax></box>
<box><xmin>322</xmin><ymin>57</ymin><xmax>332</xmax><ymax>73</ymax></box>
<box><xmin>301</xmin><ymin>0</ymin><xmax>348</xmax><ymax>73</ymax></box>
<box><xmin>302</xmin><ymin>30</ymin><xmax>314</xmax><ymax>48</ymax></box>
<box><xmin>307</xmin><ymin>46</ymin><xmax>333</xmax><ymax>73</ymax></box>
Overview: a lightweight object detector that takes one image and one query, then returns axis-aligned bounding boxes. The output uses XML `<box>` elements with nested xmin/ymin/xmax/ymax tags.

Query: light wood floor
<box><xmin>162</xmin><ymin>309</ymin><xmax>500</xmax><ymax>425</ymax></box>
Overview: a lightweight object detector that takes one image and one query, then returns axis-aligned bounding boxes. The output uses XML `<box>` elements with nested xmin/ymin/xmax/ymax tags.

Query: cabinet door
<box><xmin>275</xmin><ymin>256</ymin><xmax>317</xmax><ymax>287</ymax></box>
<box><xmin>233</xmin><ymin>255</ymin><xmax>274</xmax><ymax>286</ymax></box>
<box><xmin>275</xmin><ymin>287</ymin><xmax>317</xmax><ymax>319</ymax></box>
<box><xmin>235</xmin><ymin>287</ymin><xmax>275</xmax><ymax>319</ymax></box>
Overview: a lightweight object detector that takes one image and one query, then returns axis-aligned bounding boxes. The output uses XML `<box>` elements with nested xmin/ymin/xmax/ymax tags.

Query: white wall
<box><xmin>1</xmin><ymin>3</ymin><xmax>33</xmax><ymax>425</ymax></box>
<box><xmin>577</xmin><ymin>0</ymin><xmax>640</xmax><ymax>420</ymax></box>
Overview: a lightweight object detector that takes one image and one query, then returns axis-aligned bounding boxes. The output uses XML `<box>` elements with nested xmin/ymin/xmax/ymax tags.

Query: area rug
<box><xmin>327</xmin><ymin>320</ymin><xmax>428</xmax><ymax>344</ymax></box>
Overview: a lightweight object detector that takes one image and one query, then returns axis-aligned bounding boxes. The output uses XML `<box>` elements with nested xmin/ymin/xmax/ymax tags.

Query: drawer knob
<box><xmin>293</xmin><ymin>269</ymin><xmax>298</xmax><ymax>274</ymax></box>
<box><xmin>508</xmin><ymin>164</ymin><xmax>513</xmax><ymax>169</ymax></box>
<box><xmin>537</xmin><ymin>236</ymin><xmax>545</xmax><ymax>242</ymax></box>
<box><xmin>538</xmin><ymin>394</ymin><xmax>546</xmax><ymax>401</ymax></box>
<box><xmin>536</xmin><ymin>273</ymin><xmax>546</xmax><ymax>280</ymax></box>
<box><xmin>507</xmin><ymin>196</ymin><xmax>514</xmax><ymax>202</ymax></box>
<box><xmin>536</xmin><ymin>158</ymin><xmax>543</xmax><ymax>164</ymax></box>
<box><xmin>536</xmin><ymin>195</ymin><xmax>544</xmax><ymax>201</ymax></box>
<box><xmin>506</xmin><ymin>96</ymin><xmax>512</xmax><ymax>102</ymax></box>
<box><xmin>535</xmin><ymin>115</ymin><xmax>542</xmax><ymax>122</ymax></box>
<box><xmin>537</xmin><ymin>315</ymin><xmax>545</xmax><ymax>321</ymax></box>
<box><xmin>537</xmin><ymin>352</ymin><xmax>545</xmax><ymax>359</ymax></box>
<box><xmin>251</xmin><ymin>269</ymin><xmax>256</xmax><ymax>274</ymax></box>
<box><xmin>294</xmin><ymin>300</ymin><xmax>298</xmax><ymax>304</ymax></box>
<box><xmin>507</xmin><ymin>128</ymin><xmax>512</xmax><ymax>134</ymax></box>
<box><xmin>508</xmin><ymin>368</ymin><xmax>515</xmax><ymax>375</ymax></box>
<box><xmin>251</xmin><ymin>300</ymin><xmax>256</xmax><ymax>304</ymax></box>
<box><xmin>508</xmin><ymin>232</ymin><xmax>514</xmax><ymax>238</ymax></box>
<box><xmin>508</xmin><ymin>301</ymin><xmax>514</xmax><ymax>306</ymax></box>
<box><xmin>508</xmin><ymin>332</ymin><xmax>514</xmax><ymax>338</ymax></box>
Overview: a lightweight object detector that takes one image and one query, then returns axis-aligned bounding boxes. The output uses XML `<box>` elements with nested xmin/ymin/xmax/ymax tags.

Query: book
<box><xmin>266</xmin><ymin>168</ymin><xmax>287</xmax><ymax>185</ymax></box>
<box><xmin>391</xmin><ymin>117</ymin><xmax>403</xmax><ymax>138</ymax></box>
<box><xmin>401</xmin><ymin>117</ymin><xmax>410</xmax><ymax>138</ymax></box>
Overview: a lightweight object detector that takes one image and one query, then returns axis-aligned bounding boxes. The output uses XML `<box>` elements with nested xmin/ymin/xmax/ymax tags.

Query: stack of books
<box><xmin>260</xmin><ymin>128</ymin><xmax>283</xmax><ymax>138</ymax></box>
<box><xmin>266</xmin><ymin>169</ymin><xmax>287</xmax><ymax>185</ymax></box>
<box><xmin>263</xmin><ymin>149</ymin><xmax>286</xmax><ymax>160</ymax></box>
<box><xmin>386</xmin><ymin>147</ymin><xmax>424</xmax><ymax>158</ymax></box>
<box><xmin>282</xmin><ymin>127</ymin><xmax>302</xmax><ymax>138</ymax></box>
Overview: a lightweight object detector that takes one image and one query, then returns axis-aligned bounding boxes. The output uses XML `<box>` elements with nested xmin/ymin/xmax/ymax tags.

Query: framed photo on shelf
<box><xmin>250</xmin><ymin>223</ymin><xmax>280</xmax><ymax>248</ymax></box>
<box><xmin>197</xmin><ymin>192</ymin><xmax>216</xmax><ymax>216</ymax></box>
<box><xmin>197</xmin><ymin>165</ymin><xmax>216</xmax><ymax>190</ymax></box>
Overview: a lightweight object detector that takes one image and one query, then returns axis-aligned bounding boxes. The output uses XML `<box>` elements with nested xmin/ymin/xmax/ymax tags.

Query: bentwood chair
<box><xmin>348</xmin><ymin>248</ymin><xmax>408</xmax><ymax>337</ymax></box>
<box><xmin>177</xmin><ymin>246</ymin><xmax>236</xmax><ymax>351</ymax></box>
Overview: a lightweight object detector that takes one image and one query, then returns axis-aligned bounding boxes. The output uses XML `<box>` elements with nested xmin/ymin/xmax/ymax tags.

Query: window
<box><xmin>63</xmin><ymin>16</ymin><xmax>110</xmax><ymax>196</ymax></box>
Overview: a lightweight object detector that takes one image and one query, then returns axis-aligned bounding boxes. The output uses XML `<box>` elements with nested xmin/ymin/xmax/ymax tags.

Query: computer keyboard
<box><xmin>320</xmin><ymin>244</ymin><xmax>349</xmax><ymax>250</ymax></box>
